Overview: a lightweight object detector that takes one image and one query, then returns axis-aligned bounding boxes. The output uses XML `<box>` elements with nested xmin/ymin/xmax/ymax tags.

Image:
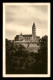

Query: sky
<box><xmin>5</xmin><ymin>3</ymin><xmax>48</xmax><ymax>40</ymax></box>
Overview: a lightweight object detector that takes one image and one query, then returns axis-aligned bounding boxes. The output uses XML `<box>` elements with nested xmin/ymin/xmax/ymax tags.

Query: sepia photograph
<box><xmin>3</xmin><ymin>3</ymin><xmax>50</xmax><ymax>77</ymax></box>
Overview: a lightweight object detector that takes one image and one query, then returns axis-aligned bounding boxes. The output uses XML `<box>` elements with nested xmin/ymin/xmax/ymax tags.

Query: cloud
<box><xmin>31</xmin><ymin>5</ymin><xmax>48</xmax><ymax>13</ymax></box>
<box><xmin>5</xmin><ymin>4</ymin><xmax>48</xmax><ymax>40</ymax></box>
<box><xmin>6</xmin><ymin>5</ymin><xmax>48</xmax><ymax>23</ymax></box>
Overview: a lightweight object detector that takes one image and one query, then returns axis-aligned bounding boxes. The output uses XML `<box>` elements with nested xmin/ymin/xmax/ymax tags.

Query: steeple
<box><xmin>32</xmin><ymin>22</ymin><xmax>36</xmax><ymax>41</ymax></box>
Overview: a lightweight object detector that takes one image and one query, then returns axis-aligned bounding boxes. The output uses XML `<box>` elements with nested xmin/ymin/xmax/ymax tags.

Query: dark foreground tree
<box><xmin>37</xmin><ymin>35</ymin><xmax>48</xmax><ymax>73</ymax></box>
<box><xmin>6</xmin><ymin>35</ymin><xmax>47</xmax><ymax>74</ymax></box>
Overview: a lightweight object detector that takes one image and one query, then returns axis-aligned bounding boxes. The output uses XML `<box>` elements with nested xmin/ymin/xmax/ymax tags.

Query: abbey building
<box><xmin>14</xmin><ymin>23</ymin><xmax>40</xmax><ymax>43</ymax></box>
<box><xmin>14</xmin><ymin>23</ymin><xmax>40</xmax><ymax>52</ymax></box>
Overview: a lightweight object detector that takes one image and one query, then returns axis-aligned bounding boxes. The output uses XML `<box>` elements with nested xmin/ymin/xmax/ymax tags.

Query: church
<box><xmin>14</xmin><ymin>23</ymin><xmax>40</xmax><ymax>43</ymax></box>
<box><xmin>14</xmin><ymin>23</ymin><xmax>40</xmax><ymax>52</ymax></box>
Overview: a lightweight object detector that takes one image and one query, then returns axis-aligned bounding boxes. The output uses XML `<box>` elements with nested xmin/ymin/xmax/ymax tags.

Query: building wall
<box><xmin>14</xmin><ymin>41</ymin><xmax>40</xmax><ymax>53</ymax></box>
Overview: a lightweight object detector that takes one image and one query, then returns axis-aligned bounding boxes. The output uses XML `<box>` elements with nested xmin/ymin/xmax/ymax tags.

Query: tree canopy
<box><xmin>6</xmin><ymin>35</ymin><xmax>48</xmax><ymax>74</ymax></box>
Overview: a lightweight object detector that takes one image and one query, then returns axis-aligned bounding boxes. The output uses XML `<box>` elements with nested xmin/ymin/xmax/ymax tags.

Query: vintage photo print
<box><xmin>3</xmin><ymin>3</ymin><xmax>50</xmax><ymax>77</ymax></box>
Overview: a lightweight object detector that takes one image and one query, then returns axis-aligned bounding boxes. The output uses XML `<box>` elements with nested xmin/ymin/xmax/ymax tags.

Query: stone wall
<box><xmin>14</xmin><ymin>41</ymin><xmax>40</xmax><ymax>53</ymax></box>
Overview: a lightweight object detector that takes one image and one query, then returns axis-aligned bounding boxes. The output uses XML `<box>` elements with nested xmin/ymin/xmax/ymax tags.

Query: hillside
<box><xmin>6</xmin><ymin>35</ymin><xmax>47</xmax><ymax>74</ymax></box>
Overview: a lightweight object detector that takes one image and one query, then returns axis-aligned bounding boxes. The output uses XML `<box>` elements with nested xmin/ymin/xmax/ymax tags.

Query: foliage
<box><xmin>6</xmin><ymin>35</ymin><xmax>47</xmax><ymax>74</ymax></box>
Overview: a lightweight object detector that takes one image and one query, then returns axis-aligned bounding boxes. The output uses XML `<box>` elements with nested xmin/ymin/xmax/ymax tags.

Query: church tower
<box><xmin>32</xmin><ymin>23</ymin><xmax>36</xmax><ymax>41</ymax></box>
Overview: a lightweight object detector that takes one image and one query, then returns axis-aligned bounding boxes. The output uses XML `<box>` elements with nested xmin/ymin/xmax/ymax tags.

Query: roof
<box><xmin>15</xmin><ymin>34</ymin><xmax>32</xmax><ymax>37</ymax></box>
<box><xmin>15</xmin><ymin>35</ymin><xmax>40</xmax><ymax>38</ymax></box>
<box><xmin>22</xmin><ymin>35</ymin><xmax>32</xmax><ymax>37</ymax></box>
<box><xmin>36</xmin><ymin>36</ymin><xmax>40</xmax><ymax>38</ymax></box>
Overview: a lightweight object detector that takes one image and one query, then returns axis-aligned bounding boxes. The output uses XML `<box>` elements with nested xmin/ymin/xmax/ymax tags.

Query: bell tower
<box><xmin>32</xmin><ymin>22</ymin><xmax>36</xmax><ymax>41</ymax></box>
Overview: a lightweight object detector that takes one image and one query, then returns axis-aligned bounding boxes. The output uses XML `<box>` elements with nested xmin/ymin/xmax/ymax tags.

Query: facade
<box><xmin>14</xmin><ymin>23</ymin><xmax>40</xmax><ymax>43</ymax></box>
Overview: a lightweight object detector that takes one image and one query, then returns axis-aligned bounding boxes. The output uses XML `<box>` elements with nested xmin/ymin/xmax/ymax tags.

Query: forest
<box><xmin>6</xmin><ymin>35</ymin><xmax>47</xmax><ymax>74</ymax></box>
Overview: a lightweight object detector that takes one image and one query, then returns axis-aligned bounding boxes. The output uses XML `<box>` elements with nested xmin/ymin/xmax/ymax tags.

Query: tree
<box><xmin>37</xmin><ymin>35</ymin><xmax>48</xmax><ymax>73</ymax></box>
<box><xmin>6</xmin><ymin>35</ymin><xmax>48</xmax><ymax>74</ymax></box>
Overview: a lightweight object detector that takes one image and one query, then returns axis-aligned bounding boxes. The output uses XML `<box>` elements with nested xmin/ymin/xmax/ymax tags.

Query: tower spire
<box><xmin>32</xmin><ymin>22</ymin><xmax>36</xmax><ymax>41</ymax></box>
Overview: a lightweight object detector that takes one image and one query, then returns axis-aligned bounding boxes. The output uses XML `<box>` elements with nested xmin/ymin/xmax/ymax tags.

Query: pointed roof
<box><xmin>33</xmin><ymin>22</ymin><xmax>35</xmax><ymax>27</ymax></box>
<box><xmin>32</xmin><ymin>22</ymin><xmax>36</xmax><ymax>29</ymax></box>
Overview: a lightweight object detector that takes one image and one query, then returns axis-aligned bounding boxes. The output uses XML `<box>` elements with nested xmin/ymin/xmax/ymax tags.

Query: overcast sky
<box><xmin>5</xmin><ymin>3</ymin><xmax>48</xmax><ymax>40</ymax></box>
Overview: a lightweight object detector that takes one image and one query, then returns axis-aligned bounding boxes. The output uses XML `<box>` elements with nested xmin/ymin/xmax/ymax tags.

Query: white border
<box><xmin>3</xmin><ymin>3</ymin><xmax>51</xmax><ymax>77</ymax></box>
